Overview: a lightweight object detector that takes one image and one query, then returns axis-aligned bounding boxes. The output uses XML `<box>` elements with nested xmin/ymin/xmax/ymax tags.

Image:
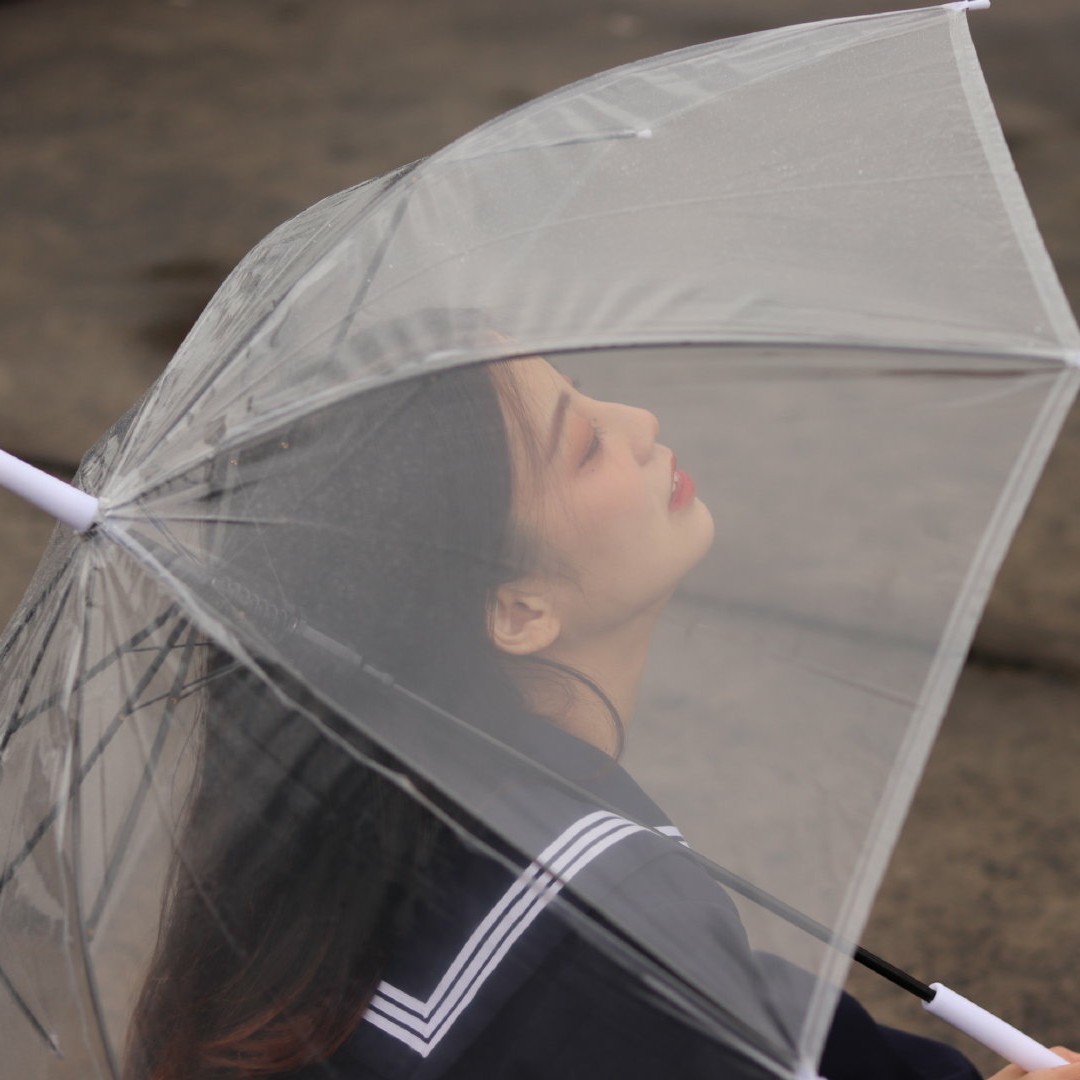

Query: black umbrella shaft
<box><xmin>703</xmin><ymin>861</ymin><xmax>934</xmax><ymax>1002</ymax></box>
<box><xmin>854</xmin><ymin>946</ymin><xmax>935</xmax><ymax>1003</ymax></box>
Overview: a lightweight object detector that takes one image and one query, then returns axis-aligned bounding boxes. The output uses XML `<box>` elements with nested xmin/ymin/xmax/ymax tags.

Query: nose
<box><xmin>618</xmin><ymin>404</ymin><xmax>659</xmax><ymax>464</ymax></box>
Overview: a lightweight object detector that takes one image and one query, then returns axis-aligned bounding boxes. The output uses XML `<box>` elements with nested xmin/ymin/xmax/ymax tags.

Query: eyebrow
<box><xmin>546</xmin><ymin>390</ymin><xmax>571</xmax><ymax>462</ymax></box>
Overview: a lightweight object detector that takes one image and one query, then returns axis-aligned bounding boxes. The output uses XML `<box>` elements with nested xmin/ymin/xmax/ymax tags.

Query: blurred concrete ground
<box><xmin>1</xmin><ymin>0</ymin><xmax>1077</xmax><ymax>1074</ymax></box>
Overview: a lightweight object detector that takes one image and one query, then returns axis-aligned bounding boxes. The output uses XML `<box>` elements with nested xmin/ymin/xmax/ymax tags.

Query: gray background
<box><xmin>1</xmin><ymin>1</ymin><xmax>1077</xmax><ymax>1073</ymax></box>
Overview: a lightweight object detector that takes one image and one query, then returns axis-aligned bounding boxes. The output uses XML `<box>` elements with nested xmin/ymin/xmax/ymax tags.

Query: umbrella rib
<box><xmin>0</xmin><ymin>962</ymin><xmax>62</xmax><ymax>1058</ymax></box>
<box><xmin>252</xmin><ymin>633</ymin><xmax>935</xmax><ymax>1007</ymax></box>
<box><xmin>125</xmin><ymin>163</ymin><xmax>424</xmax><ymax>473</ymax></box>
<box><xmin>121</xmin><ymin>640</ymin><xmax>216</xmax><ymax>656</ymax></box>
<box><xmin>0</xmin><ymin>577</ymin><xmax>75</xmax><ymax>756</ymax></box>
<box><xmin>0</xmin><ymin>618</ymin><xmax>189</xmax><ymax>899</ymax></box>
<box><xmin>329</xmin><ymin>176</ymin><xmax>413</xmax><ymax>346</ymax></box>
<box><xmin>512</xmin><ymin>337</ymin><xmax>1075</xmax><ymax>372</ymax></box>
<box><xmin>121</xmin><ymin>664</ymin><xmax>223</xmax><ymax>713</ymax></box>
<box><xmin>0</xmin><ymin>557</ymin><xmax>70</xmax><ymax>668</ymax></box>
<box><xmin>98</xmin><ymin>662</ymin><xmax>256</xmax><ymax>963</ymax></box>
<box><xmin>101</xmin><ymin>339</ymin><xmax>1072</xmax><ymax>516</ymax></box>
<box><xmin>1</xmin><ymin>604</ymin><xmax>179</xmax><ymax>751</ymax></box>
<box><xmin>84</xmin><ymin>628</ymin><xmax>200</xmax><ymax>933</ymax></box>
<box><xmin>67</xmin><ymin>581</ymin><xmax>121</xmax><ymax>1080</ymax></box>
<box><xmin>159</xmin><ymin>629</ymin><xmax>931</xmax><ymax>1051</ymax></box>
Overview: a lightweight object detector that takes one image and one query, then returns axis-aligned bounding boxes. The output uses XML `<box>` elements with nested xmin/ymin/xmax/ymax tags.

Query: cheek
<box><xmin>571</xmin><ymin>474</ymin><xmax>657</xmax><ymax>556</ymax></box>
<box><xmin>523</xmin><ymin>467</ymin><xmax>657</xmax><ymax>574</ymax></box>
<box><xmin>596</xmin><ymin>465</ymin><xmax>654</xmax><ymax>517</ymax></box>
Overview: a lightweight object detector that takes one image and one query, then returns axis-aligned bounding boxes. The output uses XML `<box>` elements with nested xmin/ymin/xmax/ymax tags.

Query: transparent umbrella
<box><xmin>1</xmin><ymin>3</ymin><xmax>1078</xmax><ymax>1079</ymax></box>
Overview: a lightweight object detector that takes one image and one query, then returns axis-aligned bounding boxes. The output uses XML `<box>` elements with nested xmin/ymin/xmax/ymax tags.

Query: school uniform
<box><xmin>295</xmin><ymin>719</ymin><xmax>980</xmax><ymax>1080</ymax></box>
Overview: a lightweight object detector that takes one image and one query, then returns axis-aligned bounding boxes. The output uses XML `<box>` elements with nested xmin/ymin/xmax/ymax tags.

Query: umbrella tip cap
<box><xmin>0</xmin><ymin>449</ymin><xmax>99</xmax><ymax>533</ymax></box>
<box><xmin>945</xmin><ymin>0</ymin><xmax>991</xmax><ymax>10</ymax></box>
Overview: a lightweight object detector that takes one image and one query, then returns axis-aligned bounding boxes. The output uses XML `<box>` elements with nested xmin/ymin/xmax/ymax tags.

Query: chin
<box><xmin>684</xmin><ymin>497</ymin><xmax>716</xmax><ymax>571</ymax></box>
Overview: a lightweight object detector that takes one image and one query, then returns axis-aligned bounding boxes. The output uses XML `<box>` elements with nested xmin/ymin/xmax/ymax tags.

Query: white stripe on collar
<box><xmin>653</xmin><ymin>824</ymin><xmax>689</xmax><ymax>846</ymax></box>
<box><xmin>364</xmin><ymin>809</ymin><xmax>647</xmax><ymax>1057</ymax></box>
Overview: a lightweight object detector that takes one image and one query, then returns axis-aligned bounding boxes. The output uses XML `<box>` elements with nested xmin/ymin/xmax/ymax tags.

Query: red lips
<box><xmin>669</xmin><ymin>457</ymin><xmax>696</xmax><ymax>511</ymax></box>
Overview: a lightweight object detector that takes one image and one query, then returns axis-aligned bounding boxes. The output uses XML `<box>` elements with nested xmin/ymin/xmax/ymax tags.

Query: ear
<box><xmin>489</xmin><ymin>581</ymin><xmax>561</xmax><ymax>656</ymax></box>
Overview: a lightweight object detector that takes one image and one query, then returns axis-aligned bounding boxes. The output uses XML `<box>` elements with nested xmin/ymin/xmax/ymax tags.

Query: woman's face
<box><xmin>501</xmin><ymin>358</ymin><xmax>715</xmax><ymax>645</ymax></box>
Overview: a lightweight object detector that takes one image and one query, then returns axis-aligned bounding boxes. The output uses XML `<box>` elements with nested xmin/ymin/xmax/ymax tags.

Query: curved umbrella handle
<box><xmin>923</xmin><ymin>983</ymin><xmax>1068</xmax><ymax>1071</ymax></box>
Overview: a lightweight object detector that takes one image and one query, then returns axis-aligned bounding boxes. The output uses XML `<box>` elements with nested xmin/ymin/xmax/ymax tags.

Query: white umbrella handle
<box><xmin>0</xmin><ymin>449</ymin><xmax>99</xmax><ymax>533</ymax></box>
<box><xmin>923</xmin><ymin>983</ymin><xmax>1068</xmax><ymax>1071</ymax></box>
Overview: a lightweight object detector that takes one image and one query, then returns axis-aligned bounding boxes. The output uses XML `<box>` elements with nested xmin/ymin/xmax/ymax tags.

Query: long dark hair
<box><xmin>125</xmin><ymin>350</ymin><xmax>548</xmax><ymax>1079</ymax></box>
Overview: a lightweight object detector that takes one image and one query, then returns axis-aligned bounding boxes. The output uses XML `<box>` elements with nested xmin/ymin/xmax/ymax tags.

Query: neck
<box><xmin>521</xmin><ymin>614</ymin><xmax>658</xmax><ymax>756</ymax></box>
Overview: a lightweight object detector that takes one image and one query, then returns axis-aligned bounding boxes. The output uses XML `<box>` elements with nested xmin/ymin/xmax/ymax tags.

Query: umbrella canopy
<box><xmin>1</xmin><ymin>3</ymin><xmax>1077</xmax><ymax>1078</ymax></box>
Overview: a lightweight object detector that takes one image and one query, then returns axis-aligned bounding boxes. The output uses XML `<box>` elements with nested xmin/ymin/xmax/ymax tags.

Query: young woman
<box><xmin>124</xmin><ymin>342</ymin><xmax>1078</xmax><ymax>1080</ymax></box>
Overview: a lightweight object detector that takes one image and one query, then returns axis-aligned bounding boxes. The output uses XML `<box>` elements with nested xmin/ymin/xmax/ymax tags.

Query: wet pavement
<box><xmin>1</xmin><ymin>0</ymin><xmax>1078</xmax><ymax>1073</ymax></box>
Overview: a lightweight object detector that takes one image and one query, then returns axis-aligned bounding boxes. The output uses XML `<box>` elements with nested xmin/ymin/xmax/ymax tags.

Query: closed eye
<box><xmin>580</xmin><ymin>421</ymin><xmax>604</xmax><ymax>467</ymax></box>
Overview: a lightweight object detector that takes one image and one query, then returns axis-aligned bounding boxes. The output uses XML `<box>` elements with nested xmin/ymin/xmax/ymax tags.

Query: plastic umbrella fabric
<box><xmin>1</xmin><ymin>3</ymin><xmax>1078</xmax><ymax>1078</ymax></box>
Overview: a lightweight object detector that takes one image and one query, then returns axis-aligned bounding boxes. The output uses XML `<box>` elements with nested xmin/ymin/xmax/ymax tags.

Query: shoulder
<box><xmin>334</xmin><ymin>802</ymin><xmax>700</xmax><ymax>1077</ymax></box>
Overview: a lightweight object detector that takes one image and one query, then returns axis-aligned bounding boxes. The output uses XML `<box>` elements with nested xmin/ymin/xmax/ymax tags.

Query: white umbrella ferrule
<box><xmin>923</xmin><ymin>983</ymin><xmax>1067</xmax><ymax>1071</ymax></box>
<box><xmin>0</xmin><ymin>449</ymin><xmax>99</xmax><ymax>533</ymax></box>
<box><xmin>944</xmin><ymin>1</ymin><xmax>991</xmax><ymax>11</ymax></box>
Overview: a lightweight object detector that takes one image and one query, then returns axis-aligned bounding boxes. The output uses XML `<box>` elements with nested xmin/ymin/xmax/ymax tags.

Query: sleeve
<box><xmin>755</xmin><ymin>952</ymin><xmax>982</xmax><ymax>1080</ymax></box>
<box><xmin>821</xmin><ymin>990</ymin><xmax>982</xmax><ymax>1080</ymax></box>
